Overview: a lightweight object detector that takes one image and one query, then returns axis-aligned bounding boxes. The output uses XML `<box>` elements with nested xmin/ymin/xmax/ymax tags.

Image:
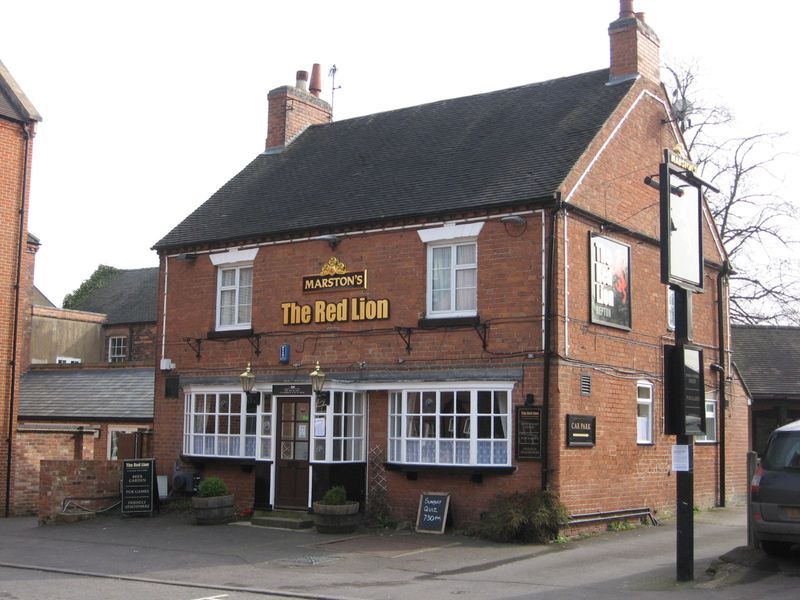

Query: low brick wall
<box><xmin>38</xmin><ymin>460</ymin><xmax>122</xmax><ymax>525</ymax></box>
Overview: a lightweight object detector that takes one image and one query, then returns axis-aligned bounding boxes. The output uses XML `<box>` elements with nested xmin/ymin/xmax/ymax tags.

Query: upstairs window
<box><xmin>209</xmin><ymin>248</ymin><xmax>258</xmax><ymax>331</ymax></box>
<box><xmin>418</xmin><ymin>223</ymin><xmax>483</xmax><ymax>319</ymax></box>
<box><xmin>217</xmin><ymin>265</ymin><xmax>253</xmax><ymax>330</ymax></box>
<box><xmin>108</xmin><ymin>336</ymin><xmax>127</xmax><ymax>363</ymax></box>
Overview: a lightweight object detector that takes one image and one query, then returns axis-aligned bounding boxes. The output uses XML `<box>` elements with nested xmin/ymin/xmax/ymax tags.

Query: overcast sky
<box><xmin>2</xmin><ymin>0</ymin><xmax>797</xmax><ymax>306</ymax></box>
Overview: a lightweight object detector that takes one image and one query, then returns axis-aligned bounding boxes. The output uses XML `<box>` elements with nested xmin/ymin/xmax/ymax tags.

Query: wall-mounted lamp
<box><xmin>310</xmin><ymin>361</ymin><xmax>328</xmax><ymax>409</ymax></box>
<box><xmin>240</xmin><ymin>363</ymin><xmax>259</xmax><ymax>406</ymax></box>
<box><xmin>316</xmin><ymin>235</ymin><xmax>340</xmax><ymax>250</ymax></box>
<box><xmin>525</xmin><ymin>393</ymin><xmax>536</xmax><ymax>407</ymax></box>
<box><xmin>500</xmin><ymin>215</ymin><xmax>526</xmax><ymax>225</ymax></box>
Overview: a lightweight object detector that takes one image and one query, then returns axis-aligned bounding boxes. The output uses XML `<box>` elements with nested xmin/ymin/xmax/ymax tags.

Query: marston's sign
<box><xmin>303</xmin><ymin>257</ymin><xmax>367</xmax><ymax>292</ymax></box>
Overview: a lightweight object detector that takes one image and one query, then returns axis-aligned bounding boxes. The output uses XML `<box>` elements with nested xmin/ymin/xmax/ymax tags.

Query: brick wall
<box><xmin>1</xmin><ymin>117</ymin><xmax>34</xmax><ymax>514</ymax></box>
<box><xmin>38</xmin><ymin>460</ymin><xmax>122</xmax><ymax>525</ymax></box>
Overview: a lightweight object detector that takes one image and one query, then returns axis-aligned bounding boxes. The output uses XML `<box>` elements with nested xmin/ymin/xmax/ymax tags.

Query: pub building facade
<box><xmin>152</xmin><ymin>2</ymin><xmax>749</xmax><ymax>525</ymax></box>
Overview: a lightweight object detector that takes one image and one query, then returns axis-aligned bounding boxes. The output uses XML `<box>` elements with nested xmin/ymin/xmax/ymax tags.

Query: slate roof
<box><xmin>155</xmin><ymin>69</ymin><xmax>634</xmax><ymax>251</ymax></box>
<box><xmin>731</xmin><ymin>325</ymin><xmax>800</xmax><ymax>398</ymax></box>
<box><xmin>19</xmin><ymin>368</ymin><xmax>154</xmax><ymax>420</ymax></box>
<box><xmin>0</xmin><ymin>59</ymin><xmax>41</xmax><ymax>123</ymax></box>
<box><xmin>70</xmin><ymin>268</ymin><xmax>158</xmax><ymax>324</ymax></box>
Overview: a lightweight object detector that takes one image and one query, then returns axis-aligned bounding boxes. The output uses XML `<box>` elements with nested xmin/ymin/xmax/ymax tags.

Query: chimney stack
<box><xmin>608</xmin><ymin>0</ymin><xmax>660</xmax><ymax>84</ymax></box>
<box><xmin>296</xmin><ymin>70</ymin><xmax>309</xmax><ymax>92</ymax></box>
<box><xmin>309</xmin><ymin>63</ymin><xmax>322</xmax><ymax>97</ymax></box>
<box><xmin>265</xmin><ymin>64</ymin><xmax>332</xmax><ymax>151</ymax></box>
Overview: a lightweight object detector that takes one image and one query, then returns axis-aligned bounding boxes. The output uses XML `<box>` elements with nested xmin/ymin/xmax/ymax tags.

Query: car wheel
<box><xmin>760</xmin><ymin>540</ymin><xmax>793</xmax><ymax>556</ymax></box>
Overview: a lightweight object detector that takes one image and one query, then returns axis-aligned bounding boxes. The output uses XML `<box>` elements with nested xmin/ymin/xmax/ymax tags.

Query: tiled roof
<box><xmin>70</xmin><ymin>268</ymin><xmax>158</xmax><ymax>324</ymax></box>
<box><xmin>19</xmin><ymin>368</ymin><xmax>154</xmax><ymax>420</ymax></box>
<box><xmin>155</xmin><ymin>69</ymin><xmax>634</xmax><ymax>251</ymax></box>
<box><xmin>0</xmin><ymin>59</ymin><xmax>41</xmax><ymax>123</ymax></box>
<box><xmin>731</xmin><ymin>325</ymin><xmax>800</xmax><ymax>398</ymax></box>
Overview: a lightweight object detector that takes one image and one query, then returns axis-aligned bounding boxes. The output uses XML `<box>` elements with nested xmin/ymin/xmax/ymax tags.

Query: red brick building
<box><xmin>152</xmin><ymin>2</ymin><xmax>749</xmax><ymax>525</ymax></box>
<box><xmin>1</xmin><ymin>59</ymin><xmax>41</xmax><ymax>517</ymax></box>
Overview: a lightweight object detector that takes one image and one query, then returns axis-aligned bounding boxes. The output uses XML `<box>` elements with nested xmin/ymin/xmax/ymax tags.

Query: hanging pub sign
<box><xmin>567</xmin><ymin>414</ymin><xmax>596</xmax><ymax>447</ymax></box>
<box><xmin>589</xmin><ymin>234</ymin><xmax>631</xmax><ymax>329</ymax></box>
<box><xmin>516</xmin><ymin>406</ymin><xmax>543</xmax><ymax>460</ymax></box>
<box><xmin>303</xmin><ymin>257</ymin><xmax>367</xmax><ymax>292</ymax></box>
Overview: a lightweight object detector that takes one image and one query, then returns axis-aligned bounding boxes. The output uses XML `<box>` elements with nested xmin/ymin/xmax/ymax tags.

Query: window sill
<box><xmin>181</xmin><ymin>455</ymin><xmax>271</xmax><ymax>467</ymax></box>
<box><xmin>207</xmin><ymin>328</ymin><xmax>254</xmax><ymax>340</ymax></box>
<box><xmin>418</xmin><ymin>315</ymin><xmax>480</xmax><ymax>329</ymax></box>
<box><xmin>695</xmin><ymin>440</ymin><xmax>718</xmax><ymax>445</ymax></box>
<box><xmin>385</xmin><ymin>462</ymin><xmax>515</xmax><ymax>475</ymax></box>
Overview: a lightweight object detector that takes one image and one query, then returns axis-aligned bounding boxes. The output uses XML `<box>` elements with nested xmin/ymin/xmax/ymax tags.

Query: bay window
<box><xmin>388</xmin><ymin>388</ymin><xmax>511</xmax><ymax>466</ymax></box>
<box><xmin>312</xmin><ymin>391</ymin><xmax>366</xmax><ymax>462</ymax></box>
<box><xmin>183</xmin><ymin>390</ymin><xmax>273</xmax><ymax>459</ymax></box>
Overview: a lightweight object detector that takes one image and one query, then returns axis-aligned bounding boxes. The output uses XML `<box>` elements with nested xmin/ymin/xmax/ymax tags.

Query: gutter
<box><xmin>5</xmin><ymin>123</ymin><xmax>31</xmax><ymax>517</ymax></box>
<box><xmin>541</xmin><ymin>194</ymin><xmax>562</xmax><ymax>490</ymax></box>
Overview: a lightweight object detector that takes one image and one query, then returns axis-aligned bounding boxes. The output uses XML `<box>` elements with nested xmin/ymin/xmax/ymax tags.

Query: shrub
<box><xmin>474</xmin><ymin>489</ymin><xmax>568</xmax><ymax>543</ymax></box>
<box><xmin>321</xmin><ymin>486</ymin><xmax>348</xmax><ymax>505</ymax></box>
<box><xmin>197</xmin><ymin>476</ymin><xmax>229</xmax><ymax>498</ymax></box>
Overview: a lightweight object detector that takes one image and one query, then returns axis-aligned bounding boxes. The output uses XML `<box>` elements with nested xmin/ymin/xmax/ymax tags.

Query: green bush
<box><xmin>321</xmin><ymin>486</ymin><xmax>348</xmax><ymax>505</ymax></box>
<box><xmin>197</xmin><ymin>476</ymin><xmax>229</xmax><ymax>498</ymax></box>
<box><xmin>474</xmin><ymin>489</ymin><xmax>568</xmax><ymax>543</ymax></box>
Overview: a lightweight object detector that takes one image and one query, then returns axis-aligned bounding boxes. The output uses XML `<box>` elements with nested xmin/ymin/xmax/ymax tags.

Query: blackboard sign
<box><xmin>121</xmin><ymin>459</ymin><xmax>155</xmax><ymax>515</ymax></box>
<box><xmin>416</xmin><ymin>492</ymin><xmax>450</xmax><ymax>534</ymax></box>
<box><xmin>516</xmin><ymin>406</ymin><xmax>543</xmax><ymax>460</ymax></box>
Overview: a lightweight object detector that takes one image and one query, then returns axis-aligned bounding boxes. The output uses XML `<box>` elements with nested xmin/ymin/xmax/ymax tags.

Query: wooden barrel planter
<box><xmin>312</xmin><ymin>501</ymin><xmax>360</xmax><ymax>534</ymax></box>
<box><xmin>192</xmin><ymin>494</ymin><xmax>235</xmax><ymax>525</ymax></box>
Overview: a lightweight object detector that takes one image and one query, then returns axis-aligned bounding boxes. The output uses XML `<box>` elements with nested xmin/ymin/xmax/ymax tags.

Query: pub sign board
<box><xmin>416</xmin><ymin>492</ymin><xmax>451</xmax><ymax>534</ymax></box>
<box><xmin>664</xmin><ymin>343</ymin><xmax>706</xmax><ymax>436</ymax></box>
<box><xmin>589</xmin><ymin>235</ymin><xmax>631</xmax><ymax>330</ymax></box>
<box><xmin>516</xmin><ymin>406</ymin><xmax>543</xmax><ymax>460</ymax></box>
<box><xmin>121</xmin><ymin>459</ymin><xmax>156</xmax><ymax>516</ymax></box>
<box><xmin>567</xmin><ymin>414</ymin><xmax>596</xmax><ymax>447</ymax></box>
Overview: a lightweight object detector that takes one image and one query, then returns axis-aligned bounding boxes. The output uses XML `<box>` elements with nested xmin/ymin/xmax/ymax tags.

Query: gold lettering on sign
<box><xmin>281</xmin><ymin>298</ymin><xmax>390</xmax><ymax>325</ymax></box>
<box><xmin>302</xmin><ymin>257</ymin><xmax>368</xmax><ymax>292</ymax></box>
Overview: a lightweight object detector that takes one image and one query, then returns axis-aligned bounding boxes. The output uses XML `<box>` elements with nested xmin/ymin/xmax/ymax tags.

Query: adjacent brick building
<box><xmin>151</xmin><ymin>2</ymin><xmax>749</xmax><ymax>526</ymax></box>
<box><xmin>1</xmin><ymin>59</ymin><xmax>41</xmax><ymax>517</ymax></box>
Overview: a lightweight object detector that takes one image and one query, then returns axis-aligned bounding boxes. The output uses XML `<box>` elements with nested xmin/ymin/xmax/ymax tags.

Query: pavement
<box><xmin>1</xmin><ymin>504</ymin><xmax>798</xmax><ymax>599</ymax></box>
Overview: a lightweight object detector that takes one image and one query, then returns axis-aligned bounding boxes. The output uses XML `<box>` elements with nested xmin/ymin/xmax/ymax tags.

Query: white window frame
<box><xmin>387</xmin><ymin>385</ymin><xmax>511</xmax><ymax>466</ymax></box>
<box><xmin>311</xmin><ymin>390</ymin><xmax>366</xmax><ymax>463</ymax></box>
<box><xmin>636</xmin><ymin>381</ymin><xmax>653</xmax><ymax>444</ymax></box>
<box><xmin>210</xmin><ymin>248</ymin><xmax>258</xmax><ymax>332</ymax></box>
<box><xmin>696</xmin><ymin>393</ymin><xmax>718</xmax><ymax>443</ymax></box>
<box><xmin>107</xmin><ymin>427</ymin><xmax>138</xmax><ymax>459</ymax></box>
<box><xmin>108</xmin><ymin>336</ymin><xmax>127</xmax><ymax>363</ymax></box>
<box><xmin>215</xmin><ymin>264</ymin><xmax>253</xmax><ymax>331</ymax></box>
<box><xmin>183</xmin><ymin>388</ymin><xmax>270</xmax><ymax>459</ymax></box>
<box><xmin>419</xmin><ymin>223</ymin><xmax>483</xmax><ymax>319</ymax></box>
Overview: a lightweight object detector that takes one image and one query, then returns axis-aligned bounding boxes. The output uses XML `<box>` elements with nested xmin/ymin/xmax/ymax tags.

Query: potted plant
<box><xmin>191</xmin><ymin>476</ymin><xmax>235</xmax><ymax>525</ymax></box>
<box><xmin>312</xmin><ymin>486</ymin><xmax>360</xmax><ymax>534</ymax></box>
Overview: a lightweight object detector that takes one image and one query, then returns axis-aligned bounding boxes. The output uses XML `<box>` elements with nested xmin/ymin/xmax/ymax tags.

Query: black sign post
<box><xmin>416</xmin><ymin>492</ymin><xmax>450</xmax><ymax>534</ymax></box>
<box><xmin>121</xmin><ymin>459</ymin><xmax>156</xmax><ymax>516</ymax></box>
<box><xmin>655</xmin><ymin>149</ymin><xmax>718</xmax><ymax>583</ymax></box>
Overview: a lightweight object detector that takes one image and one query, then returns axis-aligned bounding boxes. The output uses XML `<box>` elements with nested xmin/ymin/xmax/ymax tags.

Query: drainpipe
<box><xmin>5</xmin><ymin>123</ymin><xmax>31</xmax><ymax>517</ymax></box>
<box><xmin>713</xmin><ymin>260</ymin><xmax>731</xmax><ymax>507</ymax></box>
<box><xmin>541</xmin><ymin>194</ymin><xmax>562</xmax><ymax>490</ymax></box>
